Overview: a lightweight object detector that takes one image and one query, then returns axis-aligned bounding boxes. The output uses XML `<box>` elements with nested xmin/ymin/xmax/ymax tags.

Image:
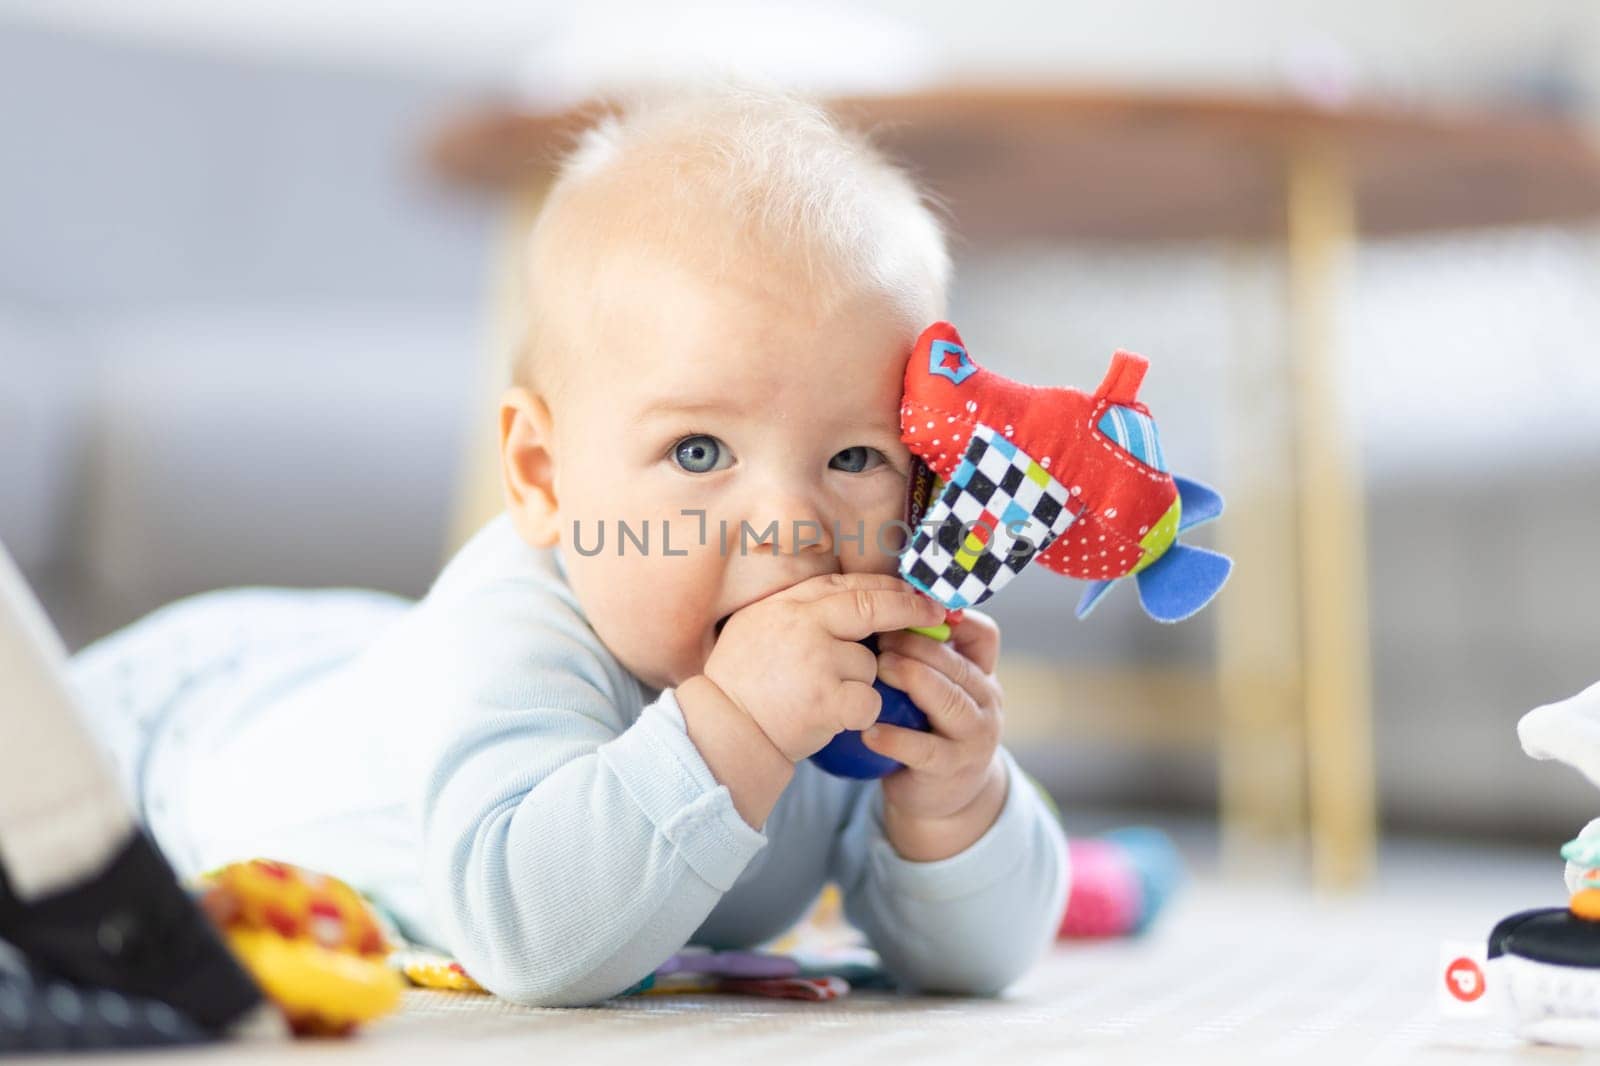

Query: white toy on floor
<box><xmin>1487</xmin><ymin>681</ymin><xmax>1600</xmax><ymax>1047</ymax></box>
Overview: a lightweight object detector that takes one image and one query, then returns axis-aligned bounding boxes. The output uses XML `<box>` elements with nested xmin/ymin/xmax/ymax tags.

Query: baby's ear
<box><xmin>499</xmin><ymin>386</ymin><xmax>561</xmax><ymax>548</ymax></box>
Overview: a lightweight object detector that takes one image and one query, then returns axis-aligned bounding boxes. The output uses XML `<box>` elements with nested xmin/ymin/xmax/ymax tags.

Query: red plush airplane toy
<box><xmin>897</xmin><ymin>321</ymin><xmax>1232</xmax><ymax>623</ymax></box>
<box><xmin>811</xmin><ymin>322</ymin><xmax>1233</xmax><ymax>779</ymax></box>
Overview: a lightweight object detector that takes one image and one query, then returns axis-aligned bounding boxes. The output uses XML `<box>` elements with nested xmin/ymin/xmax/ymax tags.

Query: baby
<box><xmin>72</xmin><ymin>89</ymin><xmax>1070</xmax><ymax>1006</ymax></box>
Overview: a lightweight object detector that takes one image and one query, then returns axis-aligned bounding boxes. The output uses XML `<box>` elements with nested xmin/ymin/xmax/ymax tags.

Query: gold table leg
<box><xmin>1286</xmin><ymin>140</ymin><xmax>1377</xmax><ymax>890</ymax></box>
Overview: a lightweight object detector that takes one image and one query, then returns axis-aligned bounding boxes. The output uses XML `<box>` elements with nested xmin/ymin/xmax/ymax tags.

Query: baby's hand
<box><xmin>861</xmin><ymin>610</ymin><xmax>1009</xmax><ymax>861</ymax></box>
<box><xmin>700</xmin><ymin>573</ymin><xmax>946</xmax><ymax>763</ymax></box>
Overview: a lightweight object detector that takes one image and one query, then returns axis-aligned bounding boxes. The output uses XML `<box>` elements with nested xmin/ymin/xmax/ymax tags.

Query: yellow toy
<box><xmin>197</xmin><ymin>859</ymin><xmax>402</xmax><ymax>1036</ymax></box>
<box><xmin>391</xmin><ymin>947</ymin><xmax>487</xmax><ymax>993</ymax></box>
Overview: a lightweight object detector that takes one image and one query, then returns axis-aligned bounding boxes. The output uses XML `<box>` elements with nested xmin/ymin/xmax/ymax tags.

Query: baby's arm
<box><xmin>676</xmin><ymin>674</ymin><xmax>793</xmax><ymax>828</ymax></box>
<box><xmin>417</xmin><ymin>592</ymin><xmax>768</xmax><ymax>1007</ymax></box>
<box><xmin>419</xmin><ymin>570</ymin><xmax>946</xmax><ymax>1005</ymax></box>
<box><xmin>831</xmin><ymin>748</ymin><xmax>1069</xmax><ymax>995</ymax></box>
<box><xmin>828</xmin><ymin>612</ymin><xmax>1068</xmax><ymax>993</ymax></box>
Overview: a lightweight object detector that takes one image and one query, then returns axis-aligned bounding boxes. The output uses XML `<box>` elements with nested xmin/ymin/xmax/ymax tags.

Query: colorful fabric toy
<box><xmin>392</xmin><ymin>947</ymin><xmax>486</xmax><ymax>993</ymax></box>
<box><xmin>899</xmin><ymin>322</ymin><xmax>1231</xmax><ymax>622</ymax></box>
<box><xmin>400</xmin><ymin>942</ymin><xmax>875</xmax><ymax>1001</ymax></box>
<box><xmin>195</xmin><ymin>860</ymin><xmax>402</xmax><ymax>1037</ymax></box>
<box><xmin>811</xmin><ymin>323</ymin><xmax>1231</xmax><ymax>781</ymax></box>
<box><xmin>1057</xmin><ymin>828</ymin><xmax>1185</xmax><ymax>939</ymax></box>
<box><xmin>1025</xmin><ymin>779</ymin><xmax>1186</xmax><ymax>940</ymax></box>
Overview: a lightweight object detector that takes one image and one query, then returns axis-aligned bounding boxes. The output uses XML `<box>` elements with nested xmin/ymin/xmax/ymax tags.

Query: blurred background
<box><xmin>3</xmin><ymin>1</ymin><xmax>1598</xmax><ymax>869</ymax></box>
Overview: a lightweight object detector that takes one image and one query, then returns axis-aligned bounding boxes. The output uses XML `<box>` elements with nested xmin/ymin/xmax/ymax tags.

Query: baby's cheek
<box><xmin>839</xmin><ymin>492</ymin><xmax>908</xmax><ymax>575</ymax></box>
<box><xmin>564</xmin><ymin>559</ymin><xmax>668</xmax><ymax>681</ymax></box>
<box><xmin>655</xmin><ymin>595</ymin><xmax>707</xmax><ymax>639</ymax></box>
<box><xmin>634</xmin><ymin>561</ymin><xmax>723</xmax><ymax>676</ymax></box>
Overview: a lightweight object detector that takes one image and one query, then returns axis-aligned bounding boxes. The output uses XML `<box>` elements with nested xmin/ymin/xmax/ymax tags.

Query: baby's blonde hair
<box><xmin>514</xmin><ymin>86</ymin><xmax>950</xmax><ymax>391</ymax></box>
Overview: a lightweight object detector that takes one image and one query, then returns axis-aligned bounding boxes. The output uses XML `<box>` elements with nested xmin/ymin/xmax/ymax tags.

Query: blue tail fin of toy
<box><xmin>1174</xmin><ymin>475</ymin><xmax>1224</xmax><ymax>533</ymax></box>
<box><xmin>1074</xmin><ymin>579</ymin><xmax>1116</xmax><ymax>620</ymax></box>
<box><xmin>1135</xmin><ymin>543</ymin><xmax>1232</xmax><ymax>623</ymax></box>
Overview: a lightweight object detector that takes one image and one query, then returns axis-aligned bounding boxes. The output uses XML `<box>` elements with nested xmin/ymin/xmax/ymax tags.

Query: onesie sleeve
<box><xmin>829</xmin><ymin>747</ymin><xmax>1069</xmax><ymax>995</ymax></box>
<box><xmin>415</xmin><ymin>584</ymin><xmax>767</xmax><ymax>1007</ymax></box>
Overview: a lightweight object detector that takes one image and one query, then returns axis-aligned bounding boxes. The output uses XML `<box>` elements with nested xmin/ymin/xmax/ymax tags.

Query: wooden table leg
<box><xmin>1286</xmin><ymin>139</ymin><xmax>1377</xmax><ymax>890</ymax></box>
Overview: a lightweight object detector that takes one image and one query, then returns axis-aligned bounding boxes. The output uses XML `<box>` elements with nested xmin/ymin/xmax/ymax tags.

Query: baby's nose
<box><xmin>742</xmin><ymin>490</ymin><xmax>833</xmax><ymax>556</ymax></box>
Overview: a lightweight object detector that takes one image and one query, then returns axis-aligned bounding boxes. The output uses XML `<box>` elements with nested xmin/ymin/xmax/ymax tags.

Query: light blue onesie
<box><xmin>71</xmin><ymin>514</ymin><xmax>1069</xmax><ymax>1006</ymax></box>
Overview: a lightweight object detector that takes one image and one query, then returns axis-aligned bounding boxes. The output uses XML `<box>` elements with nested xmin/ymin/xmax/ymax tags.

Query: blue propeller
<box><xmin>1074</xmin><ymin>475</ymin><xmax>1232</xmax><ymax>622</ymax></box>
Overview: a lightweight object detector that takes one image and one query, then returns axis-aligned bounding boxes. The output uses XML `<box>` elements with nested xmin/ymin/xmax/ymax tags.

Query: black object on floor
<box><xmin>0</xmin><ymin>937</ymin><xmax>210</xmax><ymax>1052</ymax></box>
<box><xmin>1489</xmin><ymin>906</ymin><xmax>1600</xmax><ymax>968</ymax></box>
<box><xmin>0</xmin><ymin>829</ymin><xmax>263</xmax><ymax>1032</ymax></box>
<box><xmin>0</xmin><ymin>539</ymin><xmax>264</xmax><ymax>1042</ymax></box>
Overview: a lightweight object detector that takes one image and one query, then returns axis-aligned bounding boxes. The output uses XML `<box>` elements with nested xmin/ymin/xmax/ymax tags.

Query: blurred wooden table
<box><xmin>428</xmin><ymin>86</ymin><xmax>1600</xmax><ymax>890</ymax></box>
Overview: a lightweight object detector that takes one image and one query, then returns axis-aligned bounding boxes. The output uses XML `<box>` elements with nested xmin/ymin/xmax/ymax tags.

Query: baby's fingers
<box><xmin>835</xmin><ymin>679</ymin><xmax>884</xmax><ymax>734</ymax></box>
<box><xmin>876</xmin><ymin>630</ymin><xmax>999</xmax><ymax>712</ymax></box>
<box><xmin>877</xmin><ymin>650</ymin><xmax>995</xmax><ymax>742</ymax></box>
<box><xmin>947</xmin><ymin>609</ymin><xmax>1001</xmax><ymax>675</ymax></box>
<box><xmin>778</xmin><ymin>572</ymin><xmax>918</xmax><ymax>605</ymax></box>
<box><xmin>816</xmin><ymin>586</ymin><xmax>944</xmax><ymax>642</ymax></box>
<box><xmin>861</xmin><ymin>722</ymin><xmax>956</xmax><ymax>775</ymax></box>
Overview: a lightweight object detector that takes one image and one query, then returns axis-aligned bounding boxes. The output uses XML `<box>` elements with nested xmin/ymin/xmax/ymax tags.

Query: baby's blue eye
<box><xmin>829</xmin><ymin>446</ymin><xmax>883</xmax><ymax>473</ymax></box>
<box><xmin>673</xmin><ymin>435</ymin><xmax>731</xmax><ymax>474</ymax></box>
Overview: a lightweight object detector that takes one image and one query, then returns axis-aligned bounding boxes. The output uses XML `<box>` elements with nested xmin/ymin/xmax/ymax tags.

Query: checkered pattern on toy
<box><xmin>900</xmin><ymin>424</ymin><xmax>1076</xmax><ymax>609</ymax></box>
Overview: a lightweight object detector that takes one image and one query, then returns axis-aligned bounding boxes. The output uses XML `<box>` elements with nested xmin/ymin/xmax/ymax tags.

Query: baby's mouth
<box><xmin>714</xmin><ymin>614</ymin><xmax>731</xmax><ymax>639</ymax></box>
